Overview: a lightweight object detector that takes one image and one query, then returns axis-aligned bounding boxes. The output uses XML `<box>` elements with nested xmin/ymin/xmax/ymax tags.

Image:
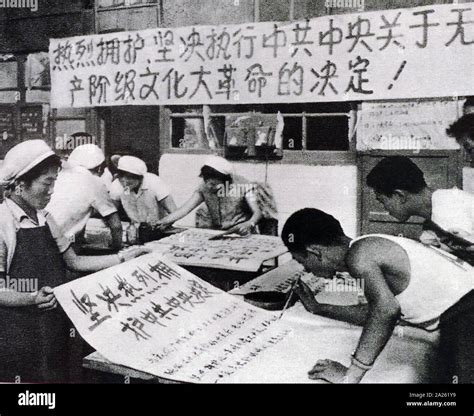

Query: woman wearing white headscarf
<box><xmin>0</xmin><ymin>140</ymin><xmax>149</xmax><ymax>383</ymax></box>
<box><xmin>46</xmin><ymin>144</ymin><xmax>123</xmax><ymax>249</ymax></box>
<box><xmin>109</xmin><ymin>155</ymin><xmax>177</xmax><ymax>226</ymax></box>
<box><xmin>156</xmin><ymin>156</ymin><xmax>276</xmax><ymax>235</ymax></box>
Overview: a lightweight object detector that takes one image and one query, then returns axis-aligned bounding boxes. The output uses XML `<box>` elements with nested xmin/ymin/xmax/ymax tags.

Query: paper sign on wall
<box><xmin>357</xmin><ymin>99</ymin><xmax>464</xmax><ymax>150</ymax></box>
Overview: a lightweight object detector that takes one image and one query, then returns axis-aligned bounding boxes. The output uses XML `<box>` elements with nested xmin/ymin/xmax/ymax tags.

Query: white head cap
<box><xmin>0</xmin><ymin>140</ymin><xmax>55</xmax><ymax>186</ymax></box>
<box><xmin>68</xmin><ymin>144</ymin><xmax>105</xmax><ymax>170</ymax></box>
<box><xmin>117</xmin><ymin>156</ymin><xmax>147</xmax><ymax>176</ymax></box>
<box><xmin>202</xmin><ymin>156</ymin><xmax>233</xmax><ymax>176</ymax></box>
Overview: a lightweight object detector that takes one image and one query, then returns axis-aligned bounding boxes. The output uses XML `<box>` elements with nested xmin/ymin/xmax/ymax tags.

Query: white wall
<box><xmin>463</xmin><ymin>167</ymin><xmax>474</xmax><ymax>193</ymax></box>
<box><xmin>159</xmin><ymin>154</ymin><xmax>359</xmax><ymax>238</ymax></box>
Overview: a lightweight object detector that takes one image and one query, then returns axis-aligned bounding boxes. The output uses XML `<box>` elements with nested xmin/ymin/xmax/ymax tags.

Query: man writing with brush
<box><xmin>281</xmin><ymin>208</ymin><xmax>474</xmax><ymax>384</ymax></box>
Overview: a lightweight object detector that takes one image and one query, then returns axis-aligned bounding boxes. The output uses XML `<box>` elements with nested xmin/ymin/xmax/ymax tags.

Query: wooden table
<box><xmin>83</xmin><ymin>351</ymin><xmax>178</xmax><ymax>383</ymax></box>
<box><xmin>83</xmin><ymin>306</ymin><xmax>440</xmax><ymax>384</ymax></box>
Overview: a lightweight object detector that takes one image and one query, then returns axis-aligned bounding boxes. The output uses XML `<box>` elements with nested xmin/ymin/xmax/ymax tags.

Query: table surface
<box><xmin>83</xmin><ymin>351</ymin><xmax>176</xmax><ymax>383</ymax></box>
<box><xmin>83</xmin><ymin>303</ymin><xmax>439</xmax><ymax>383</ymax></box>
<box><xmin>83</xmin><ymin>260</ymin><xmax>440</xmax><ymax>383</ymax></box>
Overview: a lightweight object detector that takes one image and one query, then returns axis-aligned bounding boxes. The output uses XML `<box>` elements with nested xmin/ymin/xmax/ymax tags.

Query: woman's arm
<box><xmin>245</xmin><ymin>195</ymin><xmax>263</xmax><ymax>227</ymax></box>
<box><xmin>0</xmin><ymin>272</ymin><xmax>57</xmax><ymax>310</ymax></box>
<box><xmin>156</xmin><ymin>191</ymin><xmax>204</xmax><ymax>228</ymax></box>
<box><xmin>225</xmin><ymin>193</ymin><xmax>263</xmax><ymax>235</ymax></box>
<box><xmin>62</xmin><ymin>245</ymin><xmax>151</xmax><ymax>273</ymax></box>
<box><xmin>103</xmin><ymin>212</ymin><xmax>123</xmax><ymax>250</ymax></box>
<box><xmin>159</xmin><ymin>195</ymin><xmax>178</xmax><ymax>216</ymax></box>
<box><xmin>0</xmin><ymin>271</ymin><xmax>35</xmax><ymax>306</ymax></box>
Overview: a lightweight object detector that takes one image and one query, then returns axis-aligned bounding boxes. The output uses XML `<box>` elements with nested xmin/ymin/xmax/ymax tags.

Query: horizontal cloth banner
<box><xmin>50</xmin><ymin>2</ymin><xmax>474</xmax><ymax>107</ymax></box>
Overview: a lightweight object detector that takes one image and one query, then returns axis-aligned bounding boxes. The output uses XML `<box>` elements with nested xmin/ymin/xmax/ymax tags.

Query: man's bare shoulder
<box><xmin>347</xmin><ymin>236</ymin><xmax>409</xmax><ymax>271</ymax></box>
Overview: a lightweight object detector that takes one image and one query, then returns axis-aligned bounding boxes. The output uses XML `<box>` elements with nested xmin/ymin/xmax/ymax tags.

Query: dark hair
<box><xmin>281</xmin><ymin>208</ymin><xmax>346</xmax><ymax>252</ymax></box>
<box><xmin>463</xmin><ymin>96</ymin><xmax>474</xmax><ymax>110</ymax></box>
<box><xmin>366</xmin><ymin>156</ymin><xmax>427</xmax><ymax>196</ymax></box>
<box><xmin>117</xmin><ymin>169</ymin><xmax>142</xmax><ymax>180</ymax></box>
<box><xmin>16</xmin><ymin>155</ymin><xmax>62</xmax><ymax>186</ymax></box>
<box><xmin>446</xmin><ymin>113</ymin><xmax>474</xmax><ymax>141</ymax></box>
<box><xmin>108</xmin><ymin>157</ymin><xmax>120</xmax><ymax>176</ymax></box>
<box><xmin>90</xmin><ymin>161</ymin><xmax>106</xmax><ymax>175</ymax></box>
<box><xmin>199</xmin><ymin>165</ymin><xmax>232</xmax><ymax>183</ymax></box>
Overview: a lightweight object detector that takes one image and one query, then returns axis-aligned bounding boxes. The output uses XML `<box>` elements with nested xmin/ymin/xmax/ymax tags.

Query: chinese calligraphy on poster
<box><xmin>146</xmin><ymin>228</ymin><xmax>288</xmax><ymax>272</ymax></box>
<box><xmin>54</xmin><ymin>252</ymin><xmax>294</xmax><ymax>383</ymax></box>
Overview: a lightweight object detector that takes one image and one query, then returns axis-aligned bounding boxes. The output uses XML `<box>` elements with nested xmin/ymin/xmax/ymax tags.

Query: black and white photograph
<box><xmin>0</xmin><ymin>0</ymin><xmax>472</xmax><ymax>411</ymax></box>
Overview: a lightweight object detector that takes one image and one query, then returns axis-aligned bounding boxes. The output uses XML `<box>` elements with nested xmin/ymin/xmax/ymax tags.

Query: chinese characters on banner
<box><xmin>54</xmin><ymin>252</ymin><xmax>294</xmax><ymax>383</ymax></box>
<box><xmin>145</xmin><ymin>228</ymin><xmax>288</xmax><ymax>272</ymax></box>
<box><xmin>50</xmin><ymin>3</ymin><xmax>474</xmax><ymax>108</ymax></box>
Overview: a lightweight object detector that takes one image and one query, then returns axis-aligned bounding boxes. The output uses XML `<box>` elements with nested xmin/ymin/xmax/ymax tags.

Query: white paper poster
<box><xmin>146</xmin><ymin>228</ymin><xmax>288</xmax><ymax>272</ymax></box>
<box><xmin>357</xmin><ymin>99</ymin><xmax>463</xmax><ymax>150</ymax></box>
<box><xmin>54</xmin><ymin>252</ymin><xmax>293</xmax><ymax>383</ymax></box>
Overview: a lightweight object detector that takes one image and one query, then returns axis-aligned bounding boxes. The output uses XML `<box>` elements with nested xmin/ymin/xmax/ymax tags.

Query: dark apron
<box><xmin>0</xmin><ymin>225</ymin><xmax>69</xmax><ymax>383</ymax></box>
<box><xmin>439</xmin><ymin>290</ymin><xmax>474</xmax><ymax>384</ymax></box>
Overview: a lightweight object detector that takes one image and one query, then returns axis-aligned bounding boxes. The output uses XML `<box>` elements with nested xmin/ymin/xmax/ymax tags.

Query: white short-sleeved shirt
<box><xmin>109</xmin><ymin>172</ymin><xmax>171</xmax><ymax>224</ymax></box>
<box><xmin>431</xmin><ymin>188</ymin><xmax>474</xmax><ymax>242</ymax></box>
<box><xmin>101</xmin><ymin>168</ymin><xmax>114</xmax><ymax>190</ymax></box>
<box><xmin>46</xmin><ymin>166</ymin><xmax>117</xmax><ymax>240</ymax></box>
<box><xmin>0</xmin><ymin>199</ymin><xmax>71</xmax><ymax>274</ymax></box>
